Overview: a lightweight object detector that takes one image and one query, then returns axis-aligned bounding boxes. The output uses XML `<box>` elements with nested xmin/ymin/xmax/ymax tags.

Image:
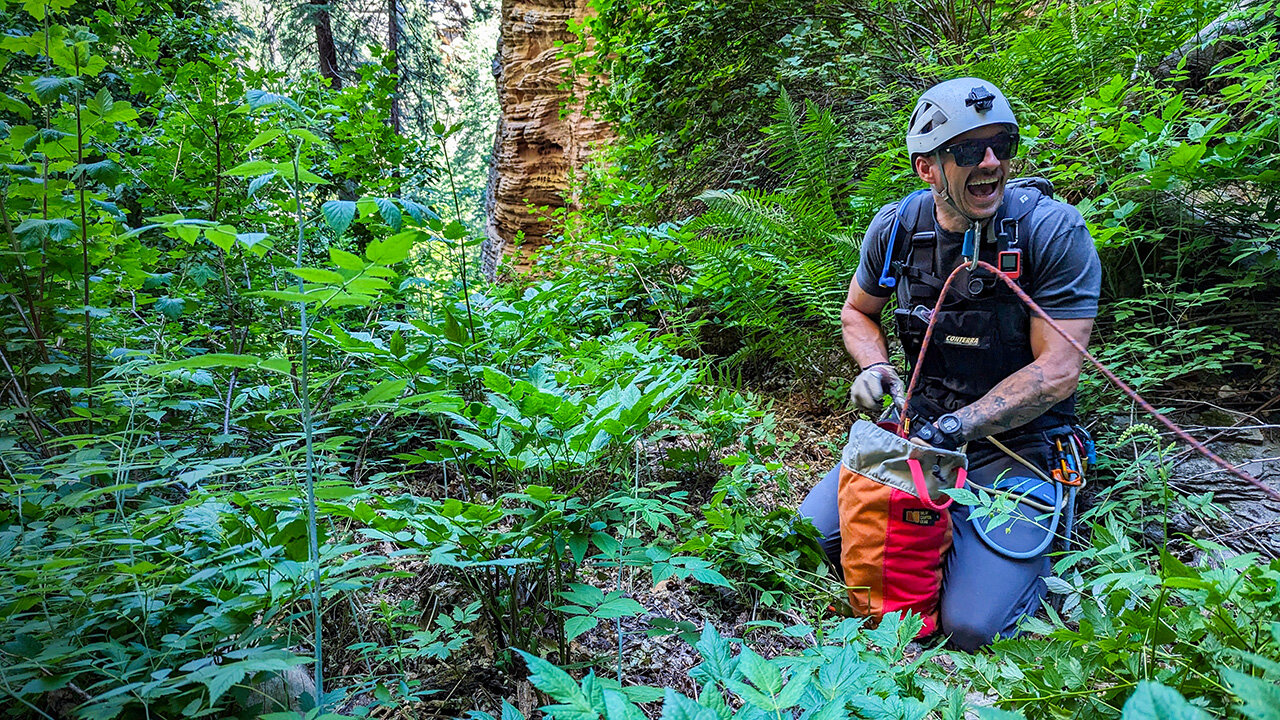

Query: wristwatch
<box><xmin>911</xmin><ymin>413</ymin><xmax>965</xmax><ymax>451</ymax></box>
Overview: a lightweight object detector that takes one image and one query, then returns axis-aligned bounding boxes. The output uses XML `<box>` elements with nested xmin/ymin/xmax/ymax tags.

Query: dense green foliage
<box><xmin>2</xmin><ymin>0</ymin><xmax>1280</xmax><ymax>718</ymax></box>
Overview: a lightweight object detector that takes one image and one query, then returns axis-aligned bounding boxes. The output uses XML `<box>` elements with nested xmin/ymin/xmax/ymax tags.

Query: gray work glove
<box><xmin>850</xmin><ymin>363</ymin><xmax>905</xmax><ymax>413</ymax></box>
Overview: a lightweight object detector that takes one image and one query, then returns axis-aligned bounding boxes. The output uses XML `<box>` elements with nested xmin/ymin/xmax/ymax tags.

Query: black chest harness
<box><xmin>881</xmin><ymin>178</ymin><xmax>1076</xmax><ymax>434</ymax></box>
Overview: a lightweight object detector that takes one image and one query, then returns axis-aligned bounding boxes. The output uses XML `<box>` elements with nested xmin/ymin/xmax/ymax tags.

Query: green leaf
<box><xmin>734</xmin><ymin>647</ymin><xmax>782</xmax><ymax>695</ymax></box>
<box><xmin>773</xmin><ymin>669</ymin><xmax>812</xmax><ymax>709</ymax></box>
<box><xmin>565</xmin><ymin>615</ymin><xmax>598</xmax><ymax>642</ymax></box>
<box><xmin>362</xmin><ymin>379</ymin><xmax>407</xmax><ymax>404</ymax></box>
<box><xmin>204</xmin><ymin>227</ymin><xmax>235</xmax><ymax>252</ymax></box>
<box><xmin>224</xmin><ymin>159</ymin><xmax>276</xmax><ymax>177</ymax></box>
<box><xmin>246</xmin><ymin>129</ymin><xmax>282</xmax><ymax>152</ymax></box>
<box><xmin>288</xmin><ymin>127</ymin><xmax>326</xmax><ymax>146</ymax></box>
<box><xmin>330</xmin><ymin>247</ymin><xmax>364</xmax><ymax>271</ymax></box>
<box><xmin>322</xmin><ymin>200</ymin><xmax>357</xmax><ymax>236</ymax></box>
<box><xmin>248</xmin><ymin>171</ymin><xmax>276</xmax><ymax>197</ymax></box>
<box><xmin>366</xmin><ymin>232</ymin><xmax>413</xmax><ymax>265</ymax></box>
<box><xmin>1121</xmin><ymin>682</ymin><xmax>1213</xmax><ymax>720</ymax></box>
<box><xmin>277</xmin><ymin>162</ymin><xmax>328</xmax><ymax>185</ymax></box>
<box><xmin>286</xmin><ymin>267</ymin><xmax>345</xmax><ymax>284</ymax></box>
<box><xmin>660</xmin><ymin>689</ymin><xmax>716</xmax><ymax>720</ymax></box>
<box><xmin>501</xmin><ymin>700</ymin><xmax>526</xmax><ymax>720</ymax></box>
<box><xmin>977</xmin><ymin>709</ymin><xmax>1029</xmax><ymax>720</ymax></box>
<box><xmin>560</xmin><ymin>583</ymin><xmax>606</xmax><ymax>606</ymax></box>
<box><xmin>443</xmin><ymin>220</ymin><xmax>468</xmax><ymax>240</ymax></box>
<box><xmin>516</xmin><ymin>650</ymin><xmax>597</xmax><ymax>720</ymax></box>
<box><xmin>245</xmin><ymin>89</ymin><xmax>303</xmax><ymax>113</ymax></box>
<box><xmin>371</xmin><ymin>194</ymin><xmax>399</xmax><ymax>228</ymax></box>
<box><xmin>153</xmin><ymin>354</ymin><xmax>261</xmax><ymax>372</ymax></box>
<box><xmin>31</xmin><ymin>75</ymin><xmax>81</xmax><ymax>103</ymax></box>
<box><xmin>604</xmin><ymin>689</ymin><xmax>646</xmax><ymax>720</ymax></box>
<box><xmin>593</xmin><ymin>596</ymin><xmax>644</xmax><ymax>619</ymax></box>
<box><xmin>79</xmin><ymin>159</ymin><xmax>120</xmax><ymax>186</ymax></box>
<box><xmin>1222</xmin><ymin>669</ymin><xmax>1280</xmax><ymax>720</ymax></box>
<box><xmin>156</xmin><ymin>297</ymin><xmax>185</xmax><ymax>320</ymax></box>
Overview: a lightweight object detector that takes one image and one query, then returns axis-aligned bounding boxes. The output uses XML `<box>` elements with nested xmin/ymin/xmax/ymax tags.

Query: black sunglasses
<box><xmin>939</xmin><ymin>132</ymin><xmax>1020</xmax><ymax>167</ymax></box>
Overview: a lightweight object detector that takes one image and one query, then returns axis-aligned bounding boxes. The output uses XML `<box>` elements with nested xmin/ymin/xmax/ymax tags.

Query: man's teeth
<box><xmin>967</xmin><ymin>178</ymin><xmax>998</xmax><ymax>188</ymax></box>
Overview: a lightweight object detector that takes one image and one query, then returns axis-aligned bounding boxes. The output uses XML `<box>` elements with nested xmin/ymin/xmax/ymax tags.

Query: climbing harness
<box><xmin>899</xmin><ymin>260</ymin><xmax>1280</xmax><ymax>506</ymax></box>
<box><xmin>894</xmin><ymin>257</ymin><xmax>1280</xmax><ymax>560</ymax></box>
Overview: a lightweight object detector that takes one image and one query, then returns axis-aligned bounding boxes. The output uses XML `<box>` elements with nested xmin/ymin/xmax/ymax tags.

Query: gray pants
<box><xmin>799</xmin><ymin>430</ymin><xmax>1065</xmax><ymax>651</ymax></box>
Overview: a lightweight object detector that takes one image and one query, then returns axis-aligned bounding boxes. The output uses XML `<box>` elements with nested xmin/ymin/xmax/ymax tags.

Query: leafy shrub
<box><xmin>487</xmin><ymin>614</ymin><xmax>967</xmax><ymax>720</ymax></box>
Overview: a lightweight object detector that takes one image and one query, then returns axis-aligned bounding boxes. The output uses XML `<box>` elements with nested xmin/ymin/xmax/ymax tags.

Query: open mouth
<box><xmin>966</xmin><ymin>176</ymin><xmax>1001</xmax><ymax>200</ymax></box>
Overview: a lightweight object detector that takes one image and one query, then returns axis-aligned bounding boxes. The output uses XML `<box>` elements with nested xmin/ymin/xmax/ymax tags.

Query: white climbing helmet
<box><xmin>905</xmin><ymin>78</ymin><xmax>1018</xmax><ymax>157</ymax></box>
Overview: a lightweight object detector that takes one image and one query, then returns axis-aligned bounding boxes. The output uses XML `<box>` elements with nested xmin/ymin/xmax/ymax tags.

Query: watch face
<box><xmin>938</xmin><ymin>415</ymin><xmax>961</xmax><ymax>433</ymax></box>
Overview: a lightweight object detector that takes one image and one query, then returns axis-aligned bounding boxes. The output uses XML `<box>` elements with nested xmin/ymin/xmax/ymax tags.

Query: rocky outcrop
<box><xmin>482</xmin><ymin>0</ymin><xmax>611</xmax><ymax>278</ymax></box>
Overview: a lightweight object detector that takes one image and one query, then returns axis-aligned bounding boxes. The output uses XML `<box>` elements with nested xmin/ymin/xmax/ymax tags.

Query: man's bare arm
<box><xmin>950</xmin><ymin>317</ymin><xmax>1093</xmax><ymax>441</ymax></box>
<box><xmin>840</xmin><ymin>279</ymin><xmax>892</xmax><ymax>368</ymax></box>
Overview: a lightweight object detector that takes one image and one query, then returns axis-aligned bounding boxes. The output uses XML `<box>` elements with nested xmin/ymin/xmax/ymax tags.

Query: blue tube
<box><xmin>878</xmin><ymin>189</ymin><xmax>931</xmax><ymax>289</ymax></box>
<box><xmin>972</xmin><ymin>479</ymin><xmax>1063</xmax><ymax>560</ymax></box>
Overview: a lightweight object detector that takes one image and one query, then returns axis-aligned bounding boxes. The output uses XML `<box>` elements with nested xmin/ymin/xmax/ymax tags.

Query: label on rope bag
<box><xmin>837</xmin><ymin>419</ymin><xmax>967</xmax><ymax>637</ymax></box>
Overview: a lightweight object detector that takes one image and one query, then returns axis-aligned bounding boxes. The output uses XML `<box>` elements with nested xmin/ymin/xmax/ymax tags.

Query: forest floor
<box><xmin>327</xmin><ymin>367</ymin><xmax>1280</xmax><ymax>719</ymax></box>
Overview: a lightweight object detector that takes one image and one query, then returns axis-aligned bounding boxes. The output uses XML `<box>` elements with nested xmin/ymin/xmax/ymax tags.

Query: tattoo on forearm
<box><xmin>954</xmin><ymin>364</ymin><xmax>1068</xmax><ymax>440</ymax></box>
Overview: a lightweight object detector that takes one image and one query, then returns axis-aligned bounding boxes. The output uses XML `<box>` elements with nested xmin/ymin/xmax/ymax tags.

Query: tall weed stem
<box><xmin>291</xmin><ymin>141</ymin><xmax>325</xmax><ymax>709</ymax></box>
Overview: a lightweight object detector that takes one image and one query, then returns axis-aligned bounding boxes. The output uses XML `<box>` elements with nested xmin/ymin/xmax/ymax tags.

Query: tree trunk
<box><xmin>313</xmin><ymin>2</ymin><xmax>342</xmax><ymax>89</ymax></box>
<box><xmin>387</xmin><ymin>0</ymin><xmax>401</xmax><ymax>134</ymax></box>
<box><xmin>481</xmin><ymin>0</ymin><xmax>613</xmax><ymax>279</ymax></box>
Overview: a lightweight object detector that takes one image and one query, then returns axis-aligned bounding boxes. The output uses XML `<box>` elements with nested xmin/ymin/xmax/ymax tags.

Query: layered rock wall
<box><xmin>482</xmin><ymin>0</ymin><xmax>610</xmax><ymax>278</ymax></box>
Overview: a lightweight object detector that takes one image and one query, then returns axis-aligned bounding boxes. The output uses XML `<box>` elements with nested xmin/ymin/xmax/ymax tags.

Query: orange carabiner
<box><xmin>1052</xmin><ymin>438</ymin><xmax>1083</xmax><ymax>486</ymax></box>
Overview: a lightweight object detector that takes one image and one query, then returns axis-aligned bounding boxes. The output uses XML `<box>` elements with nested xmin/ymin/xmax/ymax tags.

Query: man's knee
<box><xmin>798</xmin><ymin>465</ymin><xmax>844</xmax><ymax>572</ymax></box>
<box><xmin>939</xmin><ymin>603</ymin><xmax>1024</xmax><ymax>652</ymax></box>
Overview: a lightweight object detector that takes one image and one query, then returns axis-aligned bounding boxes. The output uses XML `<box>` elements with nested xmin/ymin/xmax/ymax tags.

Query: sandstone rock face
<box><xmin>482</xmin><ymin>0</ymin><xmax>610</xmax><ymax>278</ymax></box>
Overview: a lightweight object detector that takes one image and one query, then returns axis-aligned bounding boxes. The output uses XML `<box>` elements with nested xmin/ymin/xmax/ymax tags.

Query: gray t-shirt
<box><xmin>853</xmin><ymin>191</ymin><xmax>1102</xmax><ymax>319</ymax></box>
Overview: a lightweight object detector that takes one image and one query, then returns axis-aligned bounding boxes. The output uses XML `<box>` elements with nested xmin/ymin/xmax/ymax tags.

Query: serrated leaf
<box><xmin>605</xmin><ymin>689</ymin><xmax>646</xmax><ymax>720</ymax></box>
<box><xmin>330</xmin><ymin>247</ymin><xmax>364</xmax><ymax>270</ymax></box>
<box><xmin>154</xmin><ymin>354</ymin><xmax>261</xmax><ymax>372</ymax></box>
<box><xmin>501</xmin><ymin>700</ymin><xmax>525</xmax><ymax>720</ymax></box>
<box><xmin>560</xmin><ymin>583</ymin><xmax>605</xmax><ymax>607</ymax></box>
<box><xmin>735</xmin><ymin>647</ymin><xmax>783</xmax><ymax>695</ymax></box>
<box><xmin>286</xmin><ymin>267</ymin><xmax>345</xmax><ymax>284</ymax></box>
<box><xmin>31</xmin><ymin>75</ymin><xmax>81</xmax><ymax>103</ymax></box>
<box><xmin>76</xmin><ymin>159</ymin><xmax>119</xmax><ymax>186</ymax></box>
<box><xmin>565</xmin><ymin>615</ymin><xmax>597</xmax><ymax>642</ymax></box>
<box><xmin>246</xmin><ymin>129</ymin><xmax>282</xmax><ymax>152</ymax></box>
<box><xmin>1121</xmin><ymin>682</ymin><xmax>1213</xmax><ymax>720</ymax></box>
<box><xmin>248</xmin><ymin>171</ymin><xmax>276</xmax><ymax>197</ymax></box>
<box><xmin>593</xmin><ymin>597</ymin><xmax>644</xmax><ymax>619</ymax></box>
<box><xmin>1222</xmin><ymin>669</ymin><xmax>1280</xmax><ymax>720</ymax></box>
<box><xmin>401</xmin><ymin>198</ymin><xmax>440</xmax><ymax>224</ymax></box>
<box><xmin>366</xmin><ymin>232</ymin><xmax>413</xmax><ymax>265</ymax></box>
<box><xmin>371</xmin><ymin>196</ymin><xmax>403</xmax><ymax>230</ymax></box>
<box><xmin>443</xmin><ymin>220</ymin><xmax>467</xmax><ymax>240</ymax></box>
<box><xmin>362</xmin><ymin>379</ymin><xmax>407</xmax><ymax>404</ymax></box>
<box><xmin>224</xmin><ymin>159</ymin><xmax>276</xmax><ymax>177</ymax></box>
<box><xmin>660</xmin><ymin>689</ymin><xmax>716</xmax><ymax>720</ymax></box>
<box><xmin>236</xmin><ymin>232</ymin><xmax>270</xmax><ymax>249</ymax></box>
<box><xmin>204</xmin><ymin>227</ymin><xmax>235</xmax><ymax>251</ymax></box>
<box><xmin>245</xmin><ymin>89</ymin><xmax>302</xmax><ymax>113</ymax></box>
<box><xmin>156</xmin><ymin>297</ymin><xmax>184</xmax><ymax>320</ymax></box>
<box><xmin>773</xmin><ymin>669</ymin><xmax>812</xmax><ymax>709</ymax></box>
<box><xmin>277</xmin><ymin>163</ymin><xmax>327</xmax><ymax>184</ymax></box>
<box><xmin>322</xmin><ymin>200</ymin><xmax>357</xmax><ymax>236</ymax></box>
<box><xmin>516</xmin><ymin>650</ymin><xmax>596</xmax><ymax>718</ymax></box>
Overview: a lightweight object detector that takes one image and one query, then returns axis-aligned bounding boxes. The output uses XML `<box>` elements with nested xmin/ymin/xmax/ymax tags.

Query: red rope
<box><xmin>900</xmin><ymin>260</ymin><xmax>1280</xmax><ymax>503</ymax></box>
